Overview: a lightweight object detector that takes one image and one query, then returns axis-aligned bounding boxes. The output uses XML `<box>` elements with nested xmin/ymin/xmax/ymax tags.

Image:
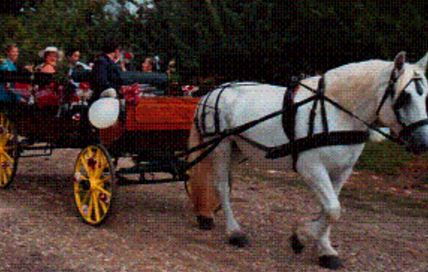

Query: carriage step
<box><xmin>19</xmin><ymin>143</ymin><xmax>53</xmax><ymax>157</ymax></box>
<box><xmin>116</xmin><ymin>174</ymin><xmax>189</xmax><ymax>186</ymax></box>
<box><xmin>116</xmin><ymin>159</ymin><xmax>188</xmax><ymax>176</ymax></box>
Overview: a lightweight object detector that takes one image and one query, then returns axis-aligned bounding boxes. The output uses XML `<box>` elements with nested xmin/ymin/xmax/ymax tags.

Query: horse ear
<box><xmin>416</xmin><ymin>52</ymin><xmax>428</xmax><ymax>71</ymax></box>
<box><xmin>394</xmin><ymin>51</ymin><xmax>406</xmax><ymax>71</ymax></box>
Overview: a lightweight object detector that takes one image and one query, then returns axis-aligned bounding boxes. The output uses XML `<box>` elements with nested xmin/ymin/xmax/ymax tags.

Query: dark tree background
<box><xmin>1</xmin><ymin>0</ymin><xmax>427</xmax><ymax>84</ymax></box>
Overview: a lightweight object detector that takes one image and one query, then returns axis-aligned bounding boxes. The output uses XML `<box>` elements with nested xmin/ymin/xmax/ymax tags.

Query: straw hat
<box><xmin>38</xmin><ymin>46</ymin><xmax>64</xmax><ymax>61</ymax></box>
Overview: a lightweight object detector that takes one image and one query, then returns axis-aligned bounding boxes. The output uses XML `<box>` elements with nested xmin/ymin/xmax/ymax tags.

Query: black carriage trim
<box><xmin>178</xmin><ymin>68</ymin><xmax>428</xmax><ymax>174</ymax></box>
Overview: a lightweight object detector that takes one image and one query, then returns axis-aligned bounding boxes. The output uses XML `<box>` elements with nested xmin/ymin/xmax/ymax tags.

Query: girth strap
<box><xmin>266</xmin><ymin>131</ymin><xmax>370</xmax><ymax>159</ymax></box>
<box><xmin>282</xmin><ymin>82</ymin><xmax>298</xmax><ymax>169</ymax></box>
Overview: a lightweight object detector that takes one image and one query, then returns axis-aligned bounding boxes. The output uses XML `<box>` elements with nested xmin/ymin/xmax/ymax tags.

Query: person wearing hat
<box><xmin>90</xmin><ymin>40</ymin><xmax>123</xmax><ymax>102</ymax></box>
<box><xmin>36</xmin><ymin>46</ymin><xmax>63</xmax><ymax>73</ymax></box>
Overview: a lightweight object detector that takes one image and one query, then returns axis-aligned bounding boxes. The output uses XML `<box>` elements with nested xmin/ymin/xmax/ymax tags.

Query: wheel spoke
<box><xmin>93</xmin><ymin>184</ymin><xmax>111</xmax><ymax>198</ymax></box>
<box><xmin>1</xmin><ymin>152</ymin><xmax>14</xmax><ymax>164</ymax></box>
<box><xmin>5</xmin><ymin>166</ymin><xmax>12</xmax><ymax>177</ymax></box>
<box><xmin>0</xmin><ymin>172</ymin><xmax>5</xmax><ymax>186</ymax></box>
<box><xmin>79</xmin><ymin>157</ymin><xmax>91</xmax><ymax>177</ymax></box>
<box><xmin>94</xmin><ymin>150</ymin><xmax>108</xmax><ymax>178</ymax></box>
<box><xmin>79</xmin><ymin>175</ymin><xmax>89</xmax><ymax>181</ymax></box>
<box><xmin>99</xmin><ymin>199</ymin><xmax>108</xmax><ymax>214</ymax></box>
<box><xmin>99</xmin><ymin>176</ymin><xmax>111</xmax><ymax>184</ymax></box>
<box><xmin>87</xmin><ymin>195</ymin><xmax>94</xmax><ymax>219</ymax></box>
<box><xmin>81</xmin><ymin>190</ymin><xmax>91</xmax><ymax>205</ymax></box>
<box><xmin>93</xmin><ymin>192</ymin><xmax>101</xmax><ymax>222</ymax></box>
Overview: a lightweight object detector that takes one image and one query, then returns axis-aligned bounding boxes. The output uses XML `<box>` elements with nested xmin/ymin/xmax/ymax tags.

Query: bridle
<box><xmin>375</xmin><ymin>68</ymin><xmax>428</xmax><ymax>141</ymax></box>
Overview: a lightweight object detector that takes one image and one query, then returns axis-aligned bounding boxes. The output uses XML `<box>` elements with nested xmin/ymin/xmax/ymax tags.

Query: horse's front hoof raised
<box><xmin>319</xmin><ymin>255</ymin><xmax>343</xmax><ymax>270</ymax></box>
<box><xmin>197</xmin><ymin>216</ymin><xmax>214</xmax><ymax>230</ymax></box>
<box><xmin>290</xmin><ymin>233</ymin><xmax>305</xmax><ymax>254</ymax></box>
<box><xmin>228</xmin><ymin>232</ymin><xmax>249</xmax><ymax>247</ymax></box>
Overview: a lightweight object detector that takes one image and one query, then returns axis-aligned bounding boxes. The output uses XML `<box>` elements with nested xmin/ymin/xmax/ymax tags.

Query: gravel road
<box><xmin>0</xmin><ymin>149</ymin><xmax>427</xmax><ymax>272</ymax></box>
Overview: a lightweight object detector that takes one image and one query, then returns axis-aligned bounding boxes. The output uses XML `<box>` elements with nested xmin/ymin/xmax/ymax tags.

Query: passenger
<box><xmin>66</xmin><ymin>48</ymin><xmax>91</xmax><ymax>88</ymax></box>
<box><xmin>141</xmin><ymin>57</ymin><xmax>154</xmax><ymax>73</ymax></box>
<box><xmin>90</xmin><ymin>40</ymin><xmax>123</xmax><ymax>101</ymax></box>
<box><xmin>120</xmin><ymin>51</ymin><xmax>135</xmax><ymax>71</ymax></box>
<box><xmin>36</xmin><ymin>46</ymin><xmax>63</xmax><ymax>74</ymax></box>
<box><xmin>0</xmin><ymin>44</ymin><xmax>23</xmax><ymax>103</ymax></box>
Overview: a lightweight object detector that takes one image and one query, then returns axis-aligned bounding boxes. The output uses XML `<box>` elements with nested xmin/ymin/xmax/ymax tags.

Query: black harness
<box><xmin>375</xmin><ymin>70</ymin><xmax>428</xmax><ymax>141</ymax></box>
<box><xmin>235</xmin><ymin>78</ymin><xmax>368</xmax><ymax>171</ymax></box>
<box><xmin>180</xmin><ymin>70</ymin><xmax>428</xmax><ymax>173</ymax></box>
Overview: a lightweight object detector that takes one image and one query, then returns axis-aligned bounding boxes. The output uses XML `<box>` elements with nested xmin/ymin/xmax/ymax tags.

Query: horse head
<box><xmin>377</xmin><ymin>51</ymin><xmax>428</xmax><ymax>154</ymax></box>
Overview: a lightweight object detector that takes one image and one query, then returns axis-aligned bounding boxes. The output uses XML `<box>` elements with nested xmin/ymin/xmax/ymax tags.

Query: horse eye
<box><xmin>394</xmin><ymin>91</ymin><xmax>411</xmax><ymax>111</ymax></box>
<box><xmin>415</xmin><ymin>79</ymin><xmax>424</xmax><ymax>96</ymax></box>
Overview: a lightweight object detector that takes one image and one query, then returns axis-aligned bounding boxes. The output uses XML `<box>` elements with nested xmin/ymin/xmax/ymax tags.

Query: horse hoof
<box><xmin>228</xmin><ymin>232</ymin><xmax>249</xmax><ymax>247</ymax></box>
<box><xmin>290</xmin><ymin>233</ymin><xmax>305</xmax><ymax>254</ymax></box>
<box><xmin>319</xmin><ymin>255</ymin><xmax>343</xmax><ymax>270</ymax></box>
<box><xmin>197</xmin><ymin>216</ymin><xmax>214</xmax><ymax>230</ymax></box>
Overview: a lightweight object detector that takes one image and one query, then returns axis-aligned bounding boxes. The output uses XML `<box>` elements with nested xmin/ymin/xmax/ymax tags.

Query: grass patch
<box><xmin>356</xmin><ymin>141</ymin><xmax>415</xmax><ymax>175</ymax></box>
<box><xmin>342</xmin><ymin>188</ymin><xmax>428</xmax><ymax>218</ymax></box>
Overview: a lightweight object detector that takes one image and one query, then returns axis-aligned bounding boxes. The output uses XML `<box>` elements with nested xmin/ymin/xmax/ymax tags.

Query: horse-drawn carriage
<box><xmin>0</xmin><ymin>70</ymin><xmax>199</xmax><ymax>225</ymax></box>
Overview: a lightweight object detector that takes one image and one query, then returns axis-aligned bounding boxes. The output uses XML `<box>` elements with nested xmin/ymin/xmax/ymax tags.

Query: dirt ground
<box><xmin>0</xmin><ymin>149</ymin><xmax>427</xmax><ymax>272</ymax></box>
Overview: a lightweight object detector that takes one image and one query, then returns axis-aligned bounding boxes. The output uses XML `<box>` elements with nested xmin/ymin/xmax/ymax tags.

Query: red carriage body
<box><xmin>0</xmin><ymin>71</ymin><xmax>201</xmax><ymax>225</ymax></box>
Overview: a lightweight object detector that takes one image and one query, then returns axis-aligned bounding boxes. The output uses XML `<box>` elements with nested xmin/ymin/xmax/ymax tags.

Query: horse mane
<box><xmin>325</xmin><ymin>60</ymin><xmax>423</xmax><ymax>108</ymax></box>
<box><xmin>302</xmin><ymin>60</ymin><xmax>393</xmax><ymax>112</ymax></box>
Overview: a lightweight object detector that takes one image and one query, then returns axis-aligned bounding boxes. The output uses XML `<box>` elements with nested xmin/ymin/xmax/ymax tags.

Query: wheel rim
<box><xmin>0</xmin><ymin>113</ymin><xmax>18</xmax><ymax>188</ymax></box>
<box><xmin>74</xmin><ymin>145</ymin><xmax>114</xmax><ymax>225</ymax></box>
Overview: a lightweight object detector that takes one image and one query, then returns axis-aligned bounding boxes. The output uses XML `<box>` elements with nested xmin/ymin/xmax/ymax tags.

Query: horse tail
<box><xmin>187</xmin><ymin>123</ymin><xmax>220</xmax><ymax>220</ymax></box>
<box><xmin>368</xmin><ymin>128</ymin><xmax>388</xmax><ymax>142</ymax></box>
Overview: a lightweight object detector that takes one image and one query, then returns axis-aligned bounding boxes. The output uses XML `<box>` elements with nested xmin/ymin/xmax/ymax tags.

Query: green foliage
<box><xmin>0</xmin><ymin>1</ymin><xmax>427</xmax><ymax>81</ymax></box>
<box><xmin>356</xmin><ymin>141</ymin><xmax>415</xmax><ymax>175</ymax></box>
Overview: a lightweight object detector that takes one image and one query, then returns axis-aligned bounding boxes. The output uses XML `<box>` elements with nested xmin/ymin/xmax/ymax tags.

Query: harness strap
<box><xmin>400</xmin><ymin>119</ymin><xmax>428</xmax><ymax>140</ymax></box>
<box><xmin>282</xmin><ymin>82</ymin><xmax>299</xmax><ymax>170</ymax></box>
<box><xmin>376</xmin><ymin>71</ymin><xmax>398</xmax><ymax>116</ymax></box>
<box><xmin>214</xmin><ymin>86</ymin><xmax>227</xmax><ymax>133</ymax></box>
<box><xmin>266</xmin><ymin>131</ymin><xmax>370</xmax><ymax>159</ymax></box>
<box><xmin>308</xmin><ymin>96</ymin><xmax>319</xmax><ymax>136</ymax></box>
<box><xmin>237</xmin><ymin>135</ymin><xmax>271</xmax><ymax>152</ymax></box>
<box><xmin>319</xmin><ymin>77</ymin><xmax>329</xmax><ymax>133</ymax></box>
<box><xmin>200</xmin><ymin>90</ymin><xmax>215</xmax><ymax>135</ymax></box>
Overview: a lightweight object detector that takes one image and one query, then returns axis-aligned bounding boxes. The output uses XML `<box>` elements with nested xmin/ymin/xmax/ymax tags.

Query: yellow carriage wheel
<box><xmin>0</xmin><ymin>113</ymin><xmax>19</xmax><ymax>189</ymax></box>
<box><xmin>73</xmin><ymin>144</ymin><xmax>116</xmax><ymax>226</ymax></box>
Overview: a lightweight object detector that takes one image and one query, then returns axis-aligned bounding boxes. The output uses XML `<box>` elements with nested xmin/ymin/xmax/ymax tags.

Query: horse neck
<box><xmin>321</xmin><ymin>61</ymin><xmax>392</xmax><ymax>126</ymax></box>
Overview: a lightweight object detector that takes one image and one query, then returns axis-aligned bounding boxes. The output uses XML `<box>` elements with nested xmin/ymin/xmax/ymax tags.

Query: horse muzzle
<box><xmin>401</xmin><ymin>123</ymin><xmax>428</xmax><ymax>154</ymax></box>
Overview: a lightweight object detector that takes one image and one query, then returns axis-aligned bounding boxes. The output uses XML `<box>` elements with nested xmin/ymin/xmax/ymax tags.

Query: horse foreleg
<box><xmin>213</xmin><ymin>141</ymin><xmax>249</xmax><ymax>247</ymax></box>
<box><xmin>292</xmin><ymin>163</ymin><xmax>343</xmax><ymax>270</ymax></box>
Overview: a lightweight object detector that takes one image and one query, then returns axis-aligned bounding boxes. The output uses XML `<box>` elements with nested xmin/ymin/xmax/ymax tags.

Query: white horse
<box><xmin>187</xmin><ymin>52</ymin><xmax>428</xmax><ymax>270</ymax></box>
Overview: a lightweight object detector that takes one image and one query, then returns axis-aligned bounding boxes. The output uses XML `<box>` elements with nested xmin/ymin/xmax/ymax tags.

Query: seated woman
<box><xmin>0</xmin><ymin>44</ymin><xmax>24</xmax><ymax>103</ymax></box>
<box><xmin>141</xmin><ymin>57</ymin><xmax>154</xmax><ymax>73</ymax></box>
<box><xmin>36</xmin><ymin>46</ymin><xmax>62</xmax><ymax>73</ymax></box>
<box><xmin>34</xmin><ymin>47</ymin><xmax>64</xmax><ymax>109</ymax></box>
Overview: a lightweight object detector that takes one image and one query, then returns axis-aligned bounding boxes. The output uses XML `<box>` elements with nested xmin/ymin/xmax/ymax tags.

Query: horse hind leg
<box><xmin>213</xmin><ymin>139</ymin><xmax>249</xmax><ymax>247</ymax></box>
<box><xmin>188</xmin><ymin>125</ymin><xmax>220</xmax><ymax>230</ymax></box>
<box><xmin>291</xmin><ymin>162</ymin><xmax>343</xmax><ymax>270</ymax></box>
